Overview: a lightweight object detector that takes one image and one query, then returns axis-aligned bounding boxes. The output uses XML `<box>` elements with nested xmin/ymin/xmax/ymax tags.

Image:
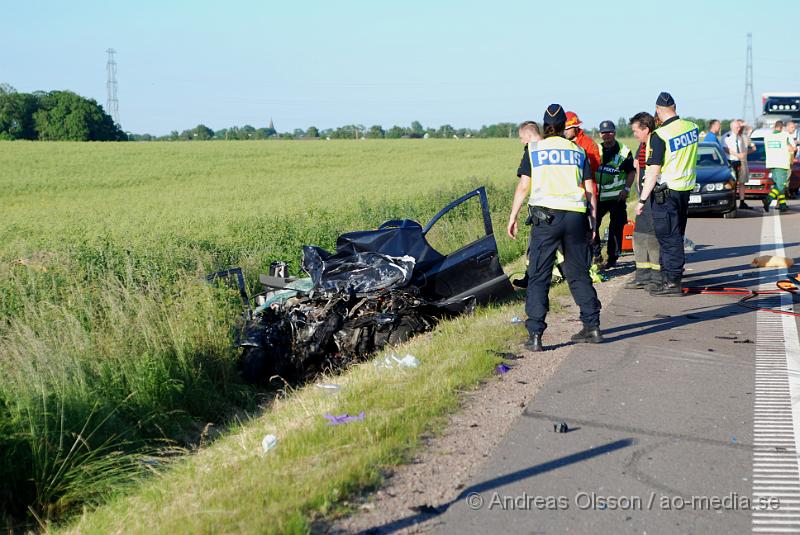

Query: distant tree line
<box><xmin>133</xmin><ymin>118</ymin><xmax>737</xmax><ymax>142</ymax></box>
<box><xmin>0</xmin><ymin>84</ymin><xmax>737</xmax><ymax>143</ymax></box>
<box><xmin>127</xmin><ymin>120</ymin><xmax>522</xmax><ymax>141</ymax></box>
<box><xmin>0</xmin><ymin>84</ymin><xmax>125</xmax><ymax>141</ymax></box>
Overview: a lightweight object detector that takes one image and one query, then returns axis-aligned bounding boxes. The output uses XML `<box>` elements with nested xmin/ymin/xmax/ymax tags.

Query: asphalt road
<box><xmin>433</xmin><ymin>204</ymin><xmax>800</xmax><ymax>535</ymax></box>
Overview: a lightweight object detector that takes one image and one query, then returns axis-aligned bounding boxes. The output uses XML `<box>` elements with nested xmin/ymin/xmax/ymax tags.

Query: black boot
<box><xmin>649</xmin><ymin>277</ymin><xmax>683</xmax><ymax>296</ymax></box>
<box><xmin>646</xmin><ymin>270</ymin><xmax>663</xmax><ymax>292</ymax></box>
<box><xmin>571</xmin><ymin>325</ymin><xmax>603</xmax><ymax>344</ymax></box>
<box><xmin>512</xmin><ymin>273</ymin><xmax>529</xmax><ymax>289</ymax></box>
<box><xmin>762</xmin><ymin>196</ymin><xmax>771</xmax><ymax>212</ymax></box>
<box><xmin>524</xmin><ymin>333</ymin><xmax>544</xmax><ymax>352</ymax></box>
<box><xmin>625</xmin><ymin>269</ymin><xmax>651</xmax><ymax>289</ymax></box>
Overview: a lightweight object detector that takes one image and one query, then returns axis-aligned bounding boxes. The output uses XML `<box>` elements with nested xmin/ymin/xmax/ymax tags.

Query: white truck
<box><xmin>756</xmin><ymin>92</ymin><xmax>800</xmax><ymax>129</ymax></box>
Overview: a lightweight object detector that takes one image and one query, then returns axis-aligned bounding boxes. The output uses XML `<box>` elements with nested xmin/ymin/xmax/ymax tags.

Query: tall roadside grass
<box><xmin>62</xmin><ymin>300</ymin><xmax>527</xmax><ymax>535</ymax></box>
<box><xmin>0</xmin><ymin>138</ymin><xmax>527</xmax><ymax>528</ymax></box>
<box><xmin>0</xmin><ymin>266</ymin><xmax>247</xmax><ymax>523</ymax></box>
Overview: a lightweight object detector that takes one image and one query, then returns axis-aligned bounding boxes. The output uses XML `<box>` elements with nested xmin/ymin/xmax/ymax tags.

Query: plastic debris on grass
<box><xmin>261</xmin><ymin>434</ymin><xmax>278</xmax><ymax>453</ymax></box>
<box><xmin>324</xmin><ymin>412</ymin><xmax>366</xmax><ymax>425</ymax></box>
<box><xmin>315</xmin><ymin>383</ymin><xmax>341</xmax><ymax>394</ymax></box>
<box><xmin>375</xmin><ymin>353</ymin><xmax>421</xmax><ymax>369</ymax></box>
<box><xmin>495</xmin><ymin>363</ymin><xmax>511</xmax><ymax>374</ymax></box>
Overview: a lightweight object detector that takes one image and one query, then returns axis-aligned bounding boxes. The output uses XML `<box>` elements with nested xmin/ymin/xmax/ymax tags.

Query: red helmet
<box><xmin>565</xmin><ymin>111</ymin><xmax>582</xmax><ymax>129</ymax></box>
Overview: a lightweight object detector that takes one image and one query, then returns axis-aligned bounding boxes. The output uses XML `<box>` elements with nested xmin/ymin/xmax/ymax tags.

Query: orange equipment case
<box><xmin>622</xmin><ymin>220</ymin><xmax>635</xmax><ymax>253</ymax></box>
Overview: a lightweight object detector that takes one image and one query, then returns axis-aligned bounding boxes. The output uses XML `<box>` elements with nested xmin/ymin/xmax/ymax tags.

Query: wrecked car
<box><xmin>210</xmin><ymin>187</ymin><xmax>514</xmax><ymax>383</ymax></box>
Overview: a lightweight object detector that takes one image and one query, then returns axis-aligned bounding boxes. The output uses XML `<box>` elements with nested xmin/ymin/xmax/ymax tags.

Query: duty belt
<box><xmin>653</xmin><ymin>183</ymin><xmax>671</xmax><ymax>204</ymax></box>
<box><xmin>526</xmin><ymin>206</ymin><xmax>555</xmax><ymax>226</ymax></box>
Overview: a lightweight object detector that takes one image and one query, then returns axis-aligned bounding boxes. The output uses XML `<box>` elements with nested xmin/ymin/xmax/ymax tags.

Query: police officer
<box><xmin>507</xmin><ymin>104</ymin><xmax>603</xmax><ymax>351</ymax></box>
<box><xmin>635</xmin><ymin>92</ymin><xmax>699</xmax><ymax>296</ymax></box>
<box><xmin>593</xmin><ymin>120</ymin><xmax>635</xmax><ymax>269</ymax></box>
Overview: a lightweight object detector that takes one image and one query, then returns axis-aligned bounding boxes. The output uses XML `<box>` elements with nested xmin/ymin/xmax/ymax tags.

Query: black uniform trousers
<box><xmin>591</xmin><ymin>198</ymin><xmax>627</xmax><ymax>261</ymax></box>
<box><xmin>525</xmin><ymin>209</ymin><xmax>601</xmax><ymax>335</ymax></box>
<box><xmin>650</xmin><ymin>189</ymin><xmax>690</xmax><ymax>282</ymax></box>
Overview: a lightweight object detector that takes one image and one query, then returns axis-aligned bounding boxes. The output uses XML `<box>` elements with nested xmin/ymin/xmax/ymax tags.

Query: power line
<box><xmin>742</xmin><ymin>33</ymin><xmax>755</xmax><ymax>125</ymax></box>
<box><xmin>106</xmin><ymin>48</ymin><xmax>119</xmax><ymax>125</ymax></box>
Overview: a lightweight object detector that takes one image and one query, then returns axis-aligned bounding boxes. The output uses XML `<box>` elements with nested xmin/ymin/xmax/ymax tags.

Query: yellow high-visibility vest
<box><xmin>647</xmin><ymin>118</ymin><xmax>699</xmax><ymax>191</ymax></box>
<box><xmin>527</xmin><ymin>137</ymin><xmax>587</xmax><ymax>213</ymax></box>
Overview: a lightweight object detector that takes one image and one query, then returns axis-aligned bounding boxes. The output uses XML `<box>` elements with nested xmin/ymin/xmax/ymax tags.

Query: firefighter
<box><xmin>564</xmin><ymin>111</ymin><xmax>601</xmax><ymax>213</ymax></box>
<box><xmin>564</xmin><ymin>111</ymin><xmax>601</xmax><ymax>179</ymax></box>
<box><xmin>507</xmin><ymin>104</ymin><xmax>602</xmax><ymax>351</ymax></box>
<box><xmin>625</xmin><ymin>112</ymin><xmax>661</xmax><ymax>289</ymax></box>
<box><xmin>564</xmin><ymin>111</ymin><xmax>603</xmax><ymax>277</ymax></box>
<box><xmin>635</xmin><ymin>92</ymin><xmax>699</xmax><ymax>296</ymax></box>
<box><xmin>593</xmin><ymin>120</ymin><xmax>635</xmax><ymax>269</ymax></box>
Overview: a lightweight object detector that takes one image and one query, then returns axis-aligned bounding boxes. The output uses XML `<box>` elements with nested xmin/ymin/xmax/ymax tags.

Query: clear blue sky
<box><xmin>2</xmin><ymin>0</ymin><xmax>796</xmax><ymax>135</ymax></box>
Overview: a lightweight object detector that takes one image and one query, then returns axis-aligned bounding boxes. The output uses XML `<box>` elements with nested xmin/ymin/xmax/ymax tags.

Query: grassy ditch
<box><xmin>0</xmin><ymin>184</ymin><xmax>527</xmax><ymax>528</ymax></box>
<box><xmin>61</xmin><ymin>255</ymin><xmax>575</xmax><ymax>534</ymax></box>
<box><xmin>61</xmin><ymin>295</ymin><xmax>537</xmax><ymax>534</ymax></box>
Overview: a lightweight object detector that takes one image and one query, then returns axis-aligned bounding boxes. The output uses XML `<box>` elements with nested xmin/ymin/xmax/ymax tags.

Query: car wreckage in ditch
<box><xmin>209</xmin><ymin>187</ymin><xmax>515</xmax><ymax>383</ymax></box>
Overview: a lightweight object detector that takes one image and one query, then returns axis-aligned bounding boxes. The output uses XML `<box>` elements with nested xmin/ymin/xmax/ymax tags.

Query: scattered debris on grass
<box><xmin>494</xmin><ymin>364</ymin><xmax>511</xmax><ymax>375</ymax></box>
<box><xmin>376</xmin><ymin>353</ymin><xmax>421</xmax><ymax>369</ymax></box>
<box><xmin>324</xmin><ymin>412</ymin><xmax>366</xmax><ymax>426</ymax></box>
<box><xmin>315</xmin><ymin>383</ymin><xmax>341</xmax><ymax>394</ymax></box>
<box><xmin>261</xmin><ymin>434</ymin><xmax>278</xmax><ymax>453</ymax></box>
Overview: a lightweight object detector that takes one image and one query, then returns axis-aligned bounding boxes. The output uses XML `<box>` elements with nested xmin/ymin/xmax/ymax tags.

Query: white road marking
<box><xmin>753</xmin><ymin>212</ymin><xmax>800</xmax><ymax>534</ymax></box>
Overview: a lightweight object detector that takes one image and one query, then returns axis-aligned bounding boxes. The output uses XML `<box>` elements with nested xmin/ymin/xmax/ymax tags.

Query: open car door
<box><xmin>416</xmin><ymin>186</ymin><xmax>514</xmax><ymax>306</ymax></box>
<box><xmin>307</xmin><ymin>186</ymin><xmax>514</xmax><ymax>307</ymax></box>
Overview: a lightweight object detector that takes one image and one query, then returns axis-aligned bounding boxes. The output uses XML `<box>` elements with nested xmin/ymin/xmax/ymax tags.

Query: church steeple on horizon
<box><xmin>268</xmin><ymin>117</ymin><xmax>274</xmax><ymax>131</ymax></box>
